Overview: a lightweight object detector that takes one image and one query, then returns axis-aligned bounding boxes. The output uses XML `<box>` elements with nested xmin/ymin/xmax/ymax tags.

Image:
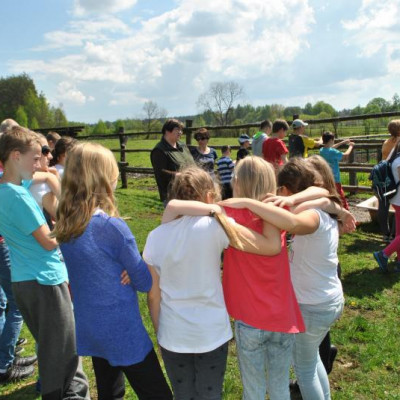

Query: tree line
<box><xmin>2</xmin><ymin>74</ymin><xmax>400</xmax><ymax>135</ymax></box>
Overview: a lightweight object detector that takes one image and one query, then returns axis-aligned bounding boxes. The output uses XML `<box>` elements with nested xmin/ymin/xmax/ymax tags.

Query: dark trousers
<box><xmin>161</xmin><ymin>342</ymin><xmax>229</xmax><ymax>400</ymax></box>
<box><xmin>377</xmin><ymin>197</ymin><xmax>395</xmax><ymax>237</ymax></box>
<box><xmin>92</xmin><ymin>348</ymin><xmax>172</xmax><ymax>400</ymax></box>
<box><xmin>221</xmin><ymin>183</ymin><xmax>233</xmax><ymax>200</ymax></box>
<box><xmin>12</xmin><ymin>281</ymin><xmax>89</xmax><ymax>400</ymax></box>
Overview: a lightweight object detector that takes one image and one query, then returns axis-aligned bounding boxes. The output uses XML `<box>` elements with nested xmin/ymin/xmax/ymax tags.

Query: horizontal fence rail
<box><xmin>40</xmin><ymin>112</ymin><xmax>400</xmax><ymax>192</ymax></box>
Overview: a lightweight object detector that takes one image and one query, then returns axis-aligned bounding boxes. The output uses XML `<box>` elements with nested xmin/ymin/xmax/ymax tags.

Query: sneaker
<box><xmin>13</xmin><ymin>355</ymin><xmax>37</xmax><ymax>367</ymax></box>
<box><xmin>0</xmin><ymin>364</ymin><xmax>34</xmax><ymax>383</ymax></box>
<box><xmin>373</xmin><ymin>251</ymin><xmax>388</xmax><ymax>272</ymax></box>
<box><xmin>328</xmin><ymin>345</ymin><xmax>338</xmax><ymax>374</ymax></box>
<box><xmin>16</xmin><ymin>338</ymin><xmax>27</xmax><ymax>347</ymax></box>
<box><xmin>14</xmin><ymin>346</ymin><xmax>24</xmax><ymax>356</ymax></box>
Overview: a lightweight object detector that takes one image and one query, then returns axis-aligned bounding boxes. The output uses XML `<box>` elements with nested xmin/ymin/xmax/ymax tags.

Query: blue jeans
<box><xmin>0</xmin><ymin>241</ymin><xmax>23</xmax><ymax>370</ymax></box>
<box><xmin>234</xmin><ymin>320</ymin><xmax>295</xmax><ymax>400</ymax></box>
<box><xmin>293</xmin><ymin>296</ymin><xmax>344</xmax><ymax>400</ymax></box>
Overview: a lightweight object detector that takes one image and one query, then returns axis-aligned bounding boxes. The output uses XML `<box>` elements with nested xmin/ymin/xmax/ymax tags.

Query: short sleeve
<box><xmin>11</xmin><ymin>191</ymin><xmax>46</xmax><ymax>235</ymax></box>
<box><xmin>303</xmin><ymin>137</ymin><xmax>315</xmax><ymax>149</ymax></box>
<box><xmin>278</xmin><ymin>140</ymin><xmax>289</xmax><ymax>154</ymax></box>
<box><xmin>334</xmin><ymin>149</ymin><xmax>343</xmax><ymax>161</ymax></box>
<box><xmin>142</xmin><ymin>230</ymin><xmax>156</xmax><ymax>268</ymax></box>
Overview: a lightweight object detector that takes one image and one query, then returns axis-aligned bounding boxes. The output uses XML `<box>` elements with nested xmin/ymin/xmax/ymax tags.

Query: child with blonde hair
<box><xmin>156</xmin><ymin>158</ymin><xmax>305</xmax><ymax>400</ymax></box>
<box><xmin>54</xmin><ymin>142</ymin><xmax>172</xmax><ymax>400</ymax></box>
<box><xmin>143</xmin><ymin>165</ymin><xmax>282</xmax><ymax>400</ymax></box>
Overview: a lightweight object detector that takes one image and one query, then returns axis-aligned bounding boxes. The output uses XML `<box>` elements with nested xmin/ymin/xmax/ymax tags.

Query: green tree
<box><xmin>15</xmin><ymin>105</ymin><xmax>28</xmax><ymax>127</ymax></box>
<box><xmin>311</xmin><ymin>101</ymin><xmax>337</xmax><ymax>117</ymax></box>
<box><xmin>92</xmin><ymin>119</ymin><xmax>108</xmax><ymax>135</ymax></box>
<box><xmin>30</xmin><ymin>117</ymin><xmax>39</xmax><ymax>130</ymax></box>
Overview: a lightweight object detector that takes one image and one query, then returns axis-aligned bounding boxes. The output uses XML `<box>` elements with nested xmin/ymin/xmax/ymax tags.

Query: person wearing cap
<box><xmin>237</xmin><ymin>134</ymin><xmax>252</xmax><ymax>162</ymax></box>
<box><xmin>262</xmin><ymin>119</ymin><xmax>290</xmax><ymax>171</ymax></box>
<box><xmin>252</xmin><ymin>120</ymin><xmax>272</xmax><ymax>157</ymax></box>
<box><xmin>151</xmin><ymin>119</ymin><xmax>195</xmax><ymax>205</ymax></box>
<box><xmin>289</xmin><ymin>119</ymin><xmax>322</xmax><ymax>158</ymax></box>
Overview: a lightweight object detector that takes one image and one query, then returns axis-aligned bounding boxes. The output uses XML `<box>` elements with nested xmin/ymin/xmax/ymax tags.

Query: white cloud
<box><xmin>73</xmin><ymin>0</ymin><xmax>137</xmax><ymax>16</ymax></box>
<box><xmin>56</xmin><ymin>81</ymin><xmax>94</xmax><ymax>104</ymax></box>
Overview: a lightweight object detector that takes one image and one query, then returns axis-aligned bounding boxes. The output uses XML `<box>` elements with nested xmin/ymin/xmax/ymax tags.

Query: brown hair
<box><xmin>0</xmin><ymin>126</ymin><xmax>41</xmax><ymax>164</ymax></box>
<box><xmin>388</xmin><ymin>120</ymin><xmax>400</xmax><ymax>137</ymax></box>
<box><xmin>50</xmin><ymin>136</ymin><xmax>77</xmax><ymax>166</ymax></box>
<box><xmin>194</xmin><ymin>128</ymin><xmax>210</xmax><ymax>141</ymax></box>
<box><xmin>277</xmin><ymin>157</ymin><xmax>316</xmax><ymax>193</ymax></box>
<box><xmin>161</xmin><ymin>119</ymin><xmax>184</xmax><ymax>135</ymax></box>
<box><xmin>54</xmin><ymin>142</ymin><xmax>119</xmax><ymax>243</ymax></box>
<box><xmin>272</xmin><ymin>119</ymin><xmax>290</xmax><ymax>133</ymax></box>
<box><xmin>46</xmin><ymin>131</ymin><xmax>61</xmax><ymax>143</ymax></box>
<box><xmin>169</xmin><ymin>166</ymin><xmax>243</xmax><ymax>249</ymax></box>
<box><xmin>233</xmin><ymin>156</ymin><xmax>276</xmax><ymax>200</ymax></box>
<box><xmin>307</xmin><ymin>155</ymin><xmax>342</xmax><ymax>205</ymax></box>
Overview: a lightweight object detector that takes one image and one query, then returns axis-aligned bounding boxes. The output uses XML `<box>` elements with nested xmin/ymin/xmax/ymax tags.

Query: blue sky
<box><xmin>1</xmin><ymin>0</ymin><xmax>399</xmax><ymax>123</ymax></box>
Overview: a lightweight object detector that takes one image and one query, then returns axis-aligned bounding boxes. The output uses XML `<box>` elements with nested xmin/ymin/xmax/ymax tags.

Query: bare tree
<box><xmin>197</xmin><ymin>81</ymin><xmax>244</xmax><ymax>126</ymax></box>
<box><xmin>142</xmin><ymin>101</ymin><xmax>167</xmax><ymax>135</ymax></box>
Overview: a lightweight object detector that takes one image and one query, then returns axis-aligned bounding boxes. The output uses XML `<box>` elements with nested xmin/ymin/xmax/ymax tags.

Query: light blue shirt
<box><xmin>319</xmin><ymin>147</ymin><xmax>343</xmax><ymax>183</ymax></box>
<box><xmin>0</xmin><ymin>181</ymin><xmax>67</xmax><ymax>285</ymax></box>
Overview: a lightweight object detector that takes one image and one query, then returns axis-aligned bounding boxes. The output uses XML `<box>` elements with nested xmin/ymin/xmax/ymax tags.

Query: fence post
<box><xmin>185</xmin><ymin>120</ymin><xmax>193</xmax><ymax>146</ymax></box>
<box><xmin>118</xmin><ymin>127</ymin><xmax>129</xmax><ymax>189</ymax></box>
<box><xmin>348</xmin><ymin>148</ymin><xmax>356</xmax><ymax>194</ymax></box>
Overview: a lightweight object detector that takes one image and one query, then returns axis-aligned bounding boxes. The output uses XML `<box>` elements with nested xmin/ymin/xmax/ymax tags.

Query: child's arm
<box><xmin>32</xmin><ymin>224</ymin><xmax>59</xmax><ymax>250</ymax></box>
<box><xmin>341</xmin><ymin>142</ymin><xmax>355</xmax><ymax>161</ymax></box>
<box><xmin>33</xmin><ymin>171</ymin><xmax>61</xmax><ymax>199</ymax></box>
<box><xmin>42</xmin><ymin>192</ymin><xmax>58</xmax><ymax>220</ymax></box>
<box><xmin>263</xmin><ymin>186</ymin><xmax>329</xmax><ymax>208</ymax></box>
<box><xmin>219</xmin><ymin>198</ymin><xmax>320</xmax><ymax>235</ymax></box>
<box><xmin>147</xmin><ymin>265</ymin><xmax>161</xmax><ymax>333</ymax></box>
<box><xmin>162</xmin><ymin>199</ymin><xmax>222</xmax><ymax>224</ymax></box>
<box><xmin>293</xmin><ymin>198</ymin><xmax>357</xmax><ymax>234</ymax></box>
<box><xmin>332</xmin><ymin>139</ymin><xmax>351</xmax><ymax>149</ymax></box>
<box><xmin>162</xmin><ymin>200</ymin><xmax>281</xmax><ymax>255</ymax></box>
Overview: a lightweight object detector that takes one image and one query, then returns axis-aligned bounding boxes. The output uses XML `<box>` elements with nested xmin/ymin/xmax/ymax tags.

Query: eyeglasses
<box><xmin>42</xmin><ymin>146</ymin><xmax>51</xmax><ymax>155</ymax></box>
<box><xmin>197</xmin><ymin>136</ymin><xmax>209</xmax><ymax>141</ymax></box>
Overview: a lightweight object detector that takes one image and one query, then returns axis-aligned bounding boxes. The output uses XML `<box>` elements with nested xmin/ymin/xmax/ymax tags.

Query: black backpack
<box><xmin>369</xmin><ymin>153</ymin><xmax>400</xmax><ymax>202</ymax></box>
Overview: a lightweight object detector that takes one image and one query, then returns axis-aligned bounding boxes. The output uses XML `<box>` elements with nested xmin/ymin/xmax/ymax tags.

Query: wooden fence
<box><xmin>43</xmin><ymin>112</ymin><xmax>400</xmax><ymax>192</ymax></box>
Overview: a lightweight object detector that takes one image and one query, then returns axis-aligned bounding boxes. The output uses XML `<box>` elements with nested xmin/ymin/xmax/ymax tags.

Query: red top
<box><xmin>262</xmin><ymin>137</ymin><xmax>288</xmax><ymax>167</ymax></box>
<box><xmin>223</xmin><ymin>207</ymin><xmax>305</xmax><ymax>333</ymax></box>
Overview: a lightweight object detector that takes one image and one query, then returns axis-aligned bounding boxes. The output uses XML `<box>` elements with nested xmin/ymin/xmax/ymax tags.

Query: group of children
<box><xmin>0</xmin><ymin>117</ymin><xmax>357</xmax><ymax>400</ymax></box>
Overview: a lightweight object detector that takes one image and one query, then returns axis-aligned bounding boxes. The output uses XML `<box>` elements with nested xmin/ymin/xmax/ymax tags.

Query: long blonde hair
<box><xmin>169</xmin><ymin>166</ymin><xmax>244</xmax><ymax>249</ymax></box>
<box><xmin>233</xmin><ymin>156</ymin><xmax>276</xmax><ymax>199</ymax></box>
<box><xmin>54</xmin><ymin>142</ymin><xmax>120</xmax><ymax>242</ymax></box>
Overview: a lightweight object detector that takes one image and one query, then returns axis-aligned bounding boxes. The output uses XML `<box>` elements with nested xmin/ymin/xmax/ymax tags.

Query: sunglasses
<box><xmin>197</xmin><ymin>136</ymin><xmax>209</xmax><ymax>141</ymax></box>
<box><xmin>42</xmin><ymin>146</ymin><xmax>51</xmax><ymax>155</ymax></box>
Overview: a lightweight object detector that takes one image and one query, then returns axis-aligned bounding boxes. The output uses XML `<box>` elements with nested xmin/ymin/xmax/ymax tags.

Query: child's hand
<box><xmin>338</xmin><ymin>210</ymin><xmax>357</xmax><ymax>234</ymax></box>
<box><xmin>120</xmin><ymin>270</ymin><xmax>131</xmax><ymax>285</ymax></box>
<box><xmin>262</xmin><ymin>194</ymin><xmax>293</xmax><ymax>208</ymax></box>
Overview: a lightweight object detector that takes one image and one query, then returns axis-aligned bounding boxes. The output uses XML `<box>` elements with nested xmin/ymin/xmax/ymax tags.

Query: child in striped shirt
<box><xmin>217</xmin><ymin>145</ymin><xmax>235</xmax><ymax>199</ymax></box>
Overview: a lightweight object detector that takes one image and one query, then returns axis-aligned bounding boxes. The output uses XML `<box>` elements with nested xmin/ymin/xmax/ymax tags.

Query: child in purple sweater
<box><xmin>54</xmin><ymin>142</ymin><xmax>171</xmax><ymax>400</ymax></box>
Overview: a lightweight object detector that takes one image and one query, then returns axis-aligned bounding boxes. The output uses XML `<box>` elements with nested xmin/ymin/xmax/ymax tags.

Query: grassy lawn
<box><xmin>1</xmin><ymin>177</ymin><xmax>399</xmax><ymax>399</ymax></box>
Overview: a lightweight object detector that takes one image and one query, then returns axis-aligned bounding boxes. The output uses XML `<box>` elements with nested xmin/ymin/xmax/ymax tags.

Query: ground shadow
<box><xmin>0</xmin><ymin>381</ymin><xmax>39</xmax><ymax>400</ymax></box>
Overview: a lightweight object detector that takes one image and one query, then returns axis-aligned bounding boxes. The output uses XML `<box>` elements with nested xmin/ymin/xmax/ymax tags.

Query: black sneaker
<box><xmin>16</xmin><ymin>338</ymin><xmax>27</xmax><ymax>347</ymax></box>
<box><xmin>0</xmin><ymin>364</ymin><xmax>34</xmax><ymax>383</ymax></box>
<box><xmin>13</xmin><ymin>355</ymin><xmax>37</xmax><ymax>367</ymax></box>
<box><xmin>14</xmin><ymin>346</ymin><xmax>24</xmax><ymax>356</ymax></box>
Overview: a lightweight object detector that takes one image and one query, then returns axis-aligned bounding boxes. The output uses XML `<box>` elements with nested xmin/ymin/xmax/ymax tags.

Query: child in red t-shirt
<box><xmin>262</xmin><ymin>119</ymin><xmax>290</xmax><ymax>171</ymax></box>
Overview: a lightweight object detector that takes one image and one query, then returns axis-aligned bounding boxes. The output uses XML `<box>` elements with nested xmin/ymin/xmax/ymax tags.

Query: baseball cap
<box><xmin>292</xmin><ymin>119</ymin><xmax>308</xmax><ymax>128</ymax></box>
<box><xmin>238</xmin><ymin>134</ymin><xmax>252</xmax><ymax>144</ymax></box>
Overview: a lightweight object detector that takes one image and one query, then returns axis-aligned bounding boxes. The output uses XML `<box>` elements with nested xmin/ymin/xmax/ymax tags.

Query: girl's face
<box><xmin>40</xmin><ymin>143</ymin><xmax>53</xmax><ymax>169</ymax></box>
<box><xmin>17</xmin><ymin>144</ymin><xmax>42</xmax><ymax>180</ymax></box>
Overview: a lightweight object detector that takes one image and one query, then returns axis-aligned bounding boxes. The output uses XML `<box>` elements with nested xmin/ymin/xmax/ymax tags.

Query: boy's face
<box><xmin>278</xmin><ymin>129</ymin><xmax>287</xmax><ymax>139</ymax></box>
<box><xmin>243</xmin><ymin>141</ymin><xmax>250</xmax><ymax>148</ymax></box>
<box><xmin>17</xmin><ymin>144</ymin><xmax>42</xmax><ymax>180</ymax></box>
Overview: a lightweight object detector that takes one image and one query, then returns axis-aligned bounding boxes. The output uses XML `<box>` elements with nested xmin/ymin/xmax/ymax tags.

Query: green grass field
<box><xmin>1</xmin><ymin>175</ymin><xmax>399</xmax><ymax>399</ymax></box>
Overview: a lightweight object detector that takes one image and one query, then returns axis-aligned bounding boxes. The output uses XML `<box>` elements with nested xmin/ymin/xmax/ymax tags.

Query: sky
<box><xmin>1</xmin><ymin>0</ymin><xmax>399</xmax><ymax>123</ymax></box>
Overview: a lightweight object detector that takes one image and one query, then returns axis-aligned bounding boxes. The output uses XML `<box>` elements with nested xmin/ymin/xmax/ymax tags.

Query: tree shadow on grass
<box><xmin>341</xmin><ymin>263</ymin><xmax>400</xmax><ymax>299</ymax></box>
